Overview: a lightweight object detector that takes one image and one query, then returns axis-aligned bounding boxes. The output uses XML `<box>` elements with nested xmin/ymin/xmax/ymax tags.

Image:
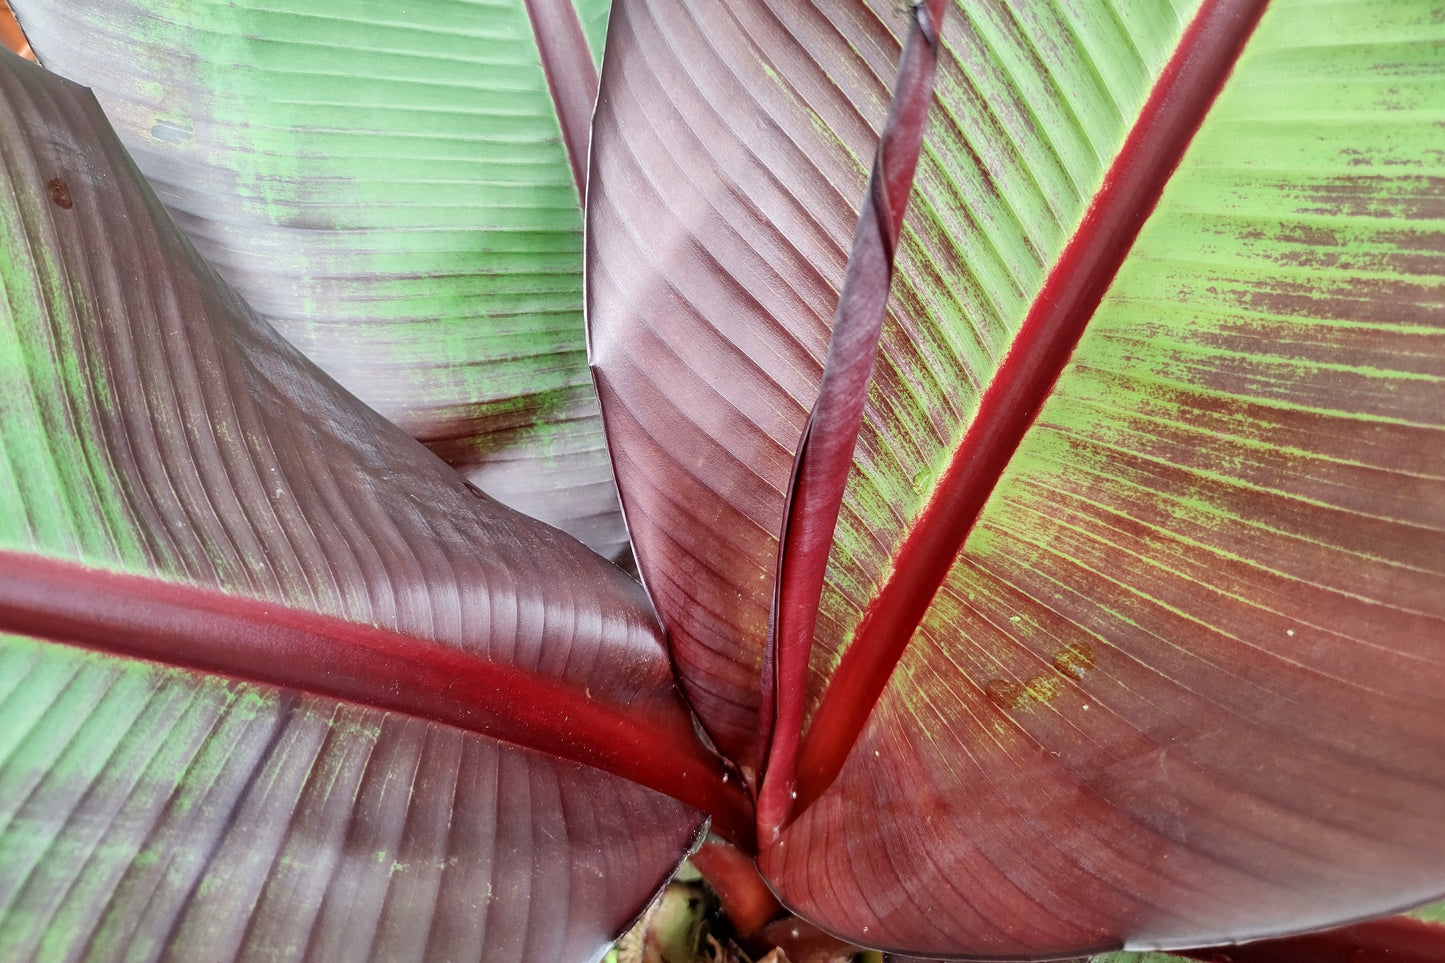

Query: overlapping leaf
<box><xmin>0</xmin><ymin>50</ymin><xmax>716</xmax><ymax>961</ymax></box>
<box><xmin>588</xmin><ymin>0</ymin><xmax>1198</xmax><ymax>772</ymax></box>
<box><xmin>12</xmin><ymin>0</ymin><xmax>629</xmax><ymax>559</ymax></box>
<box><xmin>589</xmin><ymin>0</ymin><xmax>1445</xmax><ymax>956</ymax></box>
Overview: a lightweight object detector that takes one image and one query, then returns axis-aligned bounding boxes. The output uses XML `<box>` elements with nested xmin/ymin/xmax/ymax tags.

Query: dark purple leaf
<box><xmin>1176</xmin><ymin>914</ymin><xmax>1445</xmax><ymax>963</ymax></box>
<box><xmin>588</xmin><ymin>0</ymin><xmax>1445</xmax><ymax>956</ymax></box>
<box><xmin>0</xmin><ymin>49</ymin><xmax>741</xmax><ymax>960</ymax></box>
<box><xmin>588</xmin><ymin>0</ymin><xmax>903</xmax><ymax>771</ymax></box>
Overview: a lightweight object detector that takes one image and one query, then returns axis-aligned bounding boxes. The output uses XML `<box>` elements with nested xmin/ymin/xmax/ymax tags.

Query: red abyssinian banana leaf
<box><xmin>9</xmin><ymin>0</ymin><xmax>629</xmax><ymax>560</ymax></box>
<box><xmin>589</xmin><ymin>0</ymin><xmax>1445</xmax><ymax>956</ymax></box>
<box><xmin>0</xmin><ymin>49</ymin><xmax>750</xmax><ymax>961</ymax></box>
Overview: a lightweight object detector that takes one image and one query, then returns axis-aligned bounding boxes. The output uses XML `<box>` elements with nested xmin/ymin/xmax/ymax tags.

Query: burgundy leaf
<box><xmin>1176</xmin><ymin>915</ymin><xmax>1445</xmax><ymax>963</ymax></box>
<box><xmin>589</xmin><ymin>0</ymin><xmax>907</xmax><ymax>771</ymax></box>
<box><xmin>589</xmin><ymin>0</ymin><xmax>1445</xmax><ymax>956</ymax></box>
<box><xmin>0</xmin><ymin>49</ymin><xmax>740</xmax><ymax>960</ymax></box>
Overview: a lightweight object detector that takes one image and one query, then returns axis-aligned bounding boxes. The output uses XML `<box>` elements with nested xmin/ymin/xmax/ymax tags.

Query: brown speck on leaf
<box><xmin>48</xmin><ymin>178</ymin><xmax>72</xmax><ymax>209</ymax></box>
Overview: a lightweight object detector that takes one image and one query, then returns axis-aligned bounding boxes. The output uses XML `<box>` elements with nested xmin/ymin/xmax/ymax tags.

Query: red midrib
<box><xmin>790</xmin><ymin>0</ymin><xmax>1272</xmax><ymax>814</ymax></box>
<box><xmin>0</xmin><ymin>551</ymin><xmax>754</xmax><ymax>846</ymax></box>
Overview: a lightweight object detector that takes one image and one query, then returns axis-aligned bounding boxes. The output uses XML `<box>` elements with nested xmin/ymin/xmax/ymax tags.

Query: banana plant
<box><xmin>1</xmin><ymin>0</ymin><xmax>1442</xmax><ymax>961</ymax></box>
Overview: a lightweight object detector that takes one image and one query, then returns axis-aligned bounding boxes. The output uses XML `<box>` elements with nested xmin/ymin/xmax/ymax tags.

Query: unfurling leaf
<box><xmin>589</xmin><ymin>0</ymin><xmax>1445</xmax><ymax>955</ymax></box>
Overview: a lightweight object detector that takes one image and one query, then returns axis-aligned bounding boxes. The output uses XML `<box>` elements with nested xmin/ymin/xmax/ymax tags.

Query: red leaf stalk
<box><xmin>0</xmin><ymin>552</ymin><xmax>756</xmax><ymax>847</ymax></box>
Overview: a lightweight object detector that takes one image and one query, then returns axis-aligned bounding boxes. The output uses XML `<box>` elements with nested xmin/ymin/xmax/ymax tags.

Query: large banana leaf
<box><xmin>0</xmin><ymin>49</ymin><xmax>735</xmax><ymax>961</ymax></box>
<box><xmin>589</xmin><ymin>0</ymin><xmax>1445</xmax><ymax>956</ymax></box>
<box><xmin>10</xmin><ymin>0</ymin><xmax>629</xmax><ymax>560</ymax></box>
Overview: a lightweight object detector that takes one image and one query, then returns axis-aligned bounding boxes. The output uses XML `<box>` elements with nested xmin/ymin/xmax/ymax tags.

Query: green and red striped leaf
<box><xmin>11</xmin><ymin>0</ymin><xmax>629</xmax><ymax>559</ymax></box>
<box><xmin>0</xmin><ymin>49</ymin><xmax>737</xmax><ymax>961</ymax></box>
<box><xmin>589</xmin><ymin>0</ymin><xmax>1445</xmax><ymax>956</ymax></box>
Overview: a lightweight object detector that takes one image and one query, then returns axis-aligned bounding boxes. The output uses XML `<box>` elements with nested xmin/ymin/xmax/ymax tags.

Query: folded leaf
<box><xmin>12</xmin><ymin>0</ymin><xmax>630</xmax><ymax>559</ymax></box>
<box><xmin>590</xmin><ymin>0</ymin><xmax>1445</xmax><ymax>956</ymax></box>
<box><xmin>0</xmin><ymin>49</ymin><xmax>723</xmax><ymax>961</ymax></box>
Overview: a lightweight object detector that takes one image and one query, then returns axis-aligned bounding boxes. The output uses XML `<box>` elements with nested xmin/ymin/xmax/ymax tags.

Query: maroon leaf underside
<box><xmin>857</xmin><ymin>913</ymin><xmax>1445</xmax><ymax>963</ymax></box>
<box><xmin>590</xmin><ymin>0</ymin><xmax>1445</xmax><ymax>957</ymax></box>
<box><xmin>1177</xmin><ymin>914</ymin><xmax>1445</xmax><ymax>963</ymax></box>
<box><xmin>0</xmin><ymin>50</ymin><xmax>734</xmax><ymax>959</ymax></box>
<box><xmin>588</xmin><ymin>0</ymin><xmax>905</xmax><ymax>773</ymax></box>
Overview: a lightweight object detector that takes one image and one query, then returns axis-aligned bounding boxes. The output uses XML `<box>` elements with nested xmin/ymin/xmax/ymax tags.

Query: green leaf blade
<box><xmin>13</xmin><ymin>0</ymin><xmax>629</xmax><ymax>559</ymax></box>
<box><xmin>0</xmin><ymin>636</ymin><xmax>702</xmax><ymax>962</ymax></box>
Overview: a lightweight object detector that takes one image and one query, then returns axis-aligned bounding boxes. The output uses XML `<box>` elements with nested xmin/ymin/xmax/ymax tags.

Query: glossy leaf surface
<box><xmin>589</xmin><ymin>0</ymin><xmax>1445</xmax><ymax>956</ymax></box>
<box><xmin>589</xmin><ymin>0</ymin><xmax>1203</xmax><ymax>768</ymax></box>
<box><xmin>0</xmin><ymin>50</ymin><xmax>713</xmax><ymax>961</ymax></box>
<box><xmin>12</xmin><ymin>0</ymin><xmax>629</xmax><ymax>559</ymax></box>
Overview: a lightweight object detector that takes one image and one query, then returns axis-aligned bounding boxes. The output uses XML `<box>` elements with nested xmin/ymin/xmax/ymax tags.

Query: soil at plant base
<box><xmin>606</xmin><ymin>865</ymin><xmax>874</xmax><ymax>963</ymax></box>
